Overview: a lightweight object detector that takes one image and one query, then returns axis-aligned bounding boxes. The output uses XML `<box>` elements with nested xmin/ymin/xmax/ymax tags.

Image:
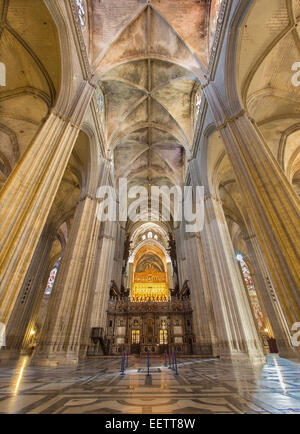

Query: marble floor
<box><xmin>0</xmin><ymin>354</ymin><xmax>299</xmax><ymax>414</ymax></box>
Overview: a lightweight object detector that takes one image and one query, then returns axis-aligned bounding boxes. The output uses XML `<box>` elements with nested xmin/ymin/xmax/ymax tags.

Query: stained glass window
<box><xmin>209</xmin><ymin>0</ymin><xmax>223</xmax><ymax>50</ymax></box>
<box><xmin>239</xmin><ymin>258</ymin><xmax>255</xmax><ymax>294</ymax></box>
<box><xmin>194</xmin><ymin>88</ymin><xmax>202</xmax><ymax>122</ymax></box>
<box><xmin>211</xmin><ymin>0</ymin><xmax>223</xmax><ymax>19</ymax></box>
<box><xmin>96</xmin><ymin>87</ymin><xmax>104</xmax><ymax>115</ymax></box>
<box><xmin>96</xmin><ymin>86</ymin><xmax>105</xmax><ymax>127</ymax></box>
<box><xmin>76</xmin><ymin>0</ymin><xmax>86</xmax><ymax>27</ymax></box>
<box><xmin>196</xmin><ymin>90</ymin><xmax>202</xmax><ymax>115</ymax></box>
<box><xmin>237</xmin><ymin>255</ymin><xmax>266</xmax><ymax>330</ymax></box>
<box><xmin>44</xmin><ymin>258</ymin><xmax>61</xmax><ymax>297</ymax></box>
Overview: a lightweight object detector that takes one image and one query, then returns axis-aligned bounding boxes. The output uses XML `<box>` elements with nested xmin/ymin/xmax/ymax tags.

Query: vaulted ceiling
<box><xmin>0</xmin><ymin>0</ymin><xmax>61</xmax><ymax>190</ymax></box>
<box><xmin>237</xmin><ymin>0</ymin><xmax>300</xmax><ymax>178</ymax></box>
<box><xmin>87</xmin><ymin>0</ymin><xmax>215</xmax><ymax>195</ymax></box>
<box><xmin>208</xmin><ymin>0</ymin><xmax>300</xmax><ymax>260</ymax></box>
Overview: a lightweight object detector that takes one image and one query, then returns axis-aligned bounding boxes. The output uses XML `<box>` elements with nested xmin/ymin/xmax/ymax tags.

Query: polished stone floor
<box><xmin>0</xmin><ymin>354</ymin><xmax>299</xmax><ymax>414</ymax></box>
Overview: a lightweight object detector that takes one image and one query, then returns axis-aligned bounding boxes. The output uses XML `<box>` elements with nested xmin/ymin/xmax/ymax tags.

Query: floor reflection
<box><xmin>12</xmin><ymin>356</ymin><xmax>30</xmax><ymax>395</ymax></box>
<box><xmin>0</xmin><ymin>354</ymin><xmax>299</xmax><ymax>413</ymax></box>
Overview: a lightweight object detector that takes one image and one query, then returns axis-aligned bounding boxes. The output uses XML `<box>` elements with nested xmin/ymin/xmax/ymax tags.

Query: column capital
<box><xmin>203</xmin><ymin>81</ymin><xmax>248</xmax><ymax>130</ymax></box>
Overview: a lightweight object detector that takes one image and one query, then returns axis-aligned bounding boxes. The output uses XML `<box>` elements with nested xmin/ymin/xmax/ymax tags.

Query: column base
<box><xmin>31</xmin><ymin>351</ymin><xmax>79</xmax><ymax>367</ymax></box>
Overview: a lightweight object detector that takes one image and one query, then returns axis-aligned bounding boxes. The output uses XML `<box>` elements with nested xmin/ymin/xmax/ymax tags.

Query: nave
<box><xmin>0</xmin><ymin>0</ymin><xmax>300</xmax><ymax>416</ymax></box>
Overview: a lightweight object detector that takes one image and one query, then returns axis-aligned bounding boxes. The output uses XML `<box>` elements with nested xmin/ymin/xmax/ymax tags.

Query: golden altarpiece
<box><xmin>89</xmin><ymin>235</ymin><xmax>195</xmax><ymax>356</ymax></box>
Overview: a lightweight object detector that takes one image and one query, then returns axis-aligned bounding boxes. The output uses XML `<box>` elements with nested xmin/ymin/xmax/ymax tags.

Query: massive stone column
<box><xmin>175</xmin><ymin>169</ymin><xmax>217</xmax><ymax>356</ymax></box>
<box><xmin>33</xmin><ymin>191</ymin><xmax>101</xmax><ymax>366</ymax></box>
<box><xmin>243</xmin><ymin>233</ymin><xmax>297</xmax><ymax>359</ymax></box>
<box><xmin>3</xmin><ymin>225</ymin><xmax>56</xmax><ymax>358</ymax></box>
<box><xmin>111</xmin><ymin>222</ymin><xmax>126</xmax><ymax>289</ymax></box>
<box><xmin>0</xmin><ymin>81</ymin><xmax>95</xmax><ymax>327</ymax></box>
<box><xmin>89</xmin><ymin>220</ymin><xmax>118</xmax><ymax>332</ymax></box>
<box><xmin>205</xmin><ymin>83</ymin><xmax>300</xmax><ymax>356</ymax></box>
<box><xmin>174</xmin><ymin>225</ymin><xmax>187</xmax><ymax>287</ymax></box>
<box><xmin>202</xmin><ymin>192</ymin><xmax>265</xmax><ymax>363</ymax></box>
<box><xmin>188</xmin><ymin>158</ymin><xmax>264</xmax><ymax>362</ymax></box>
<box><xmin>184</xmin><ymin>230</ymin><xmax>218</xmax><ymax>356</ymax></box>
<box><xmin>126</xmin><ymin>263</ymin><xmax>134</xmax><ymax>293</ymax></box>
<box><xmin>166</xmin><ymin>262</ymin><xmax>173</xmax><ymax>290</ymax></box>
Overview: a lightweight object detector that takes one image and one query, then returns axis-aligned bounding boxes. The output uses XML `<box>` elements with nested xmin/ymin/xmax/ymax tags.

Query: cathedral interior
<box><xmin>0</xmin><ymin>0</ymin><xmax>300</xmax><ymax>415</ymax></box>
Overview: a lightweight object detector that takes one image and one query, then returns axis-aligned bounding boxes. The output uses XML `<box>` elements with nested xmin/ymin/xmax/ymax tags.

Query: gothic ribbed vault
<box><xmin>88</xmin><ymin>1</ymin><xmax>214</xmax><ymax>196</ymax></box>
